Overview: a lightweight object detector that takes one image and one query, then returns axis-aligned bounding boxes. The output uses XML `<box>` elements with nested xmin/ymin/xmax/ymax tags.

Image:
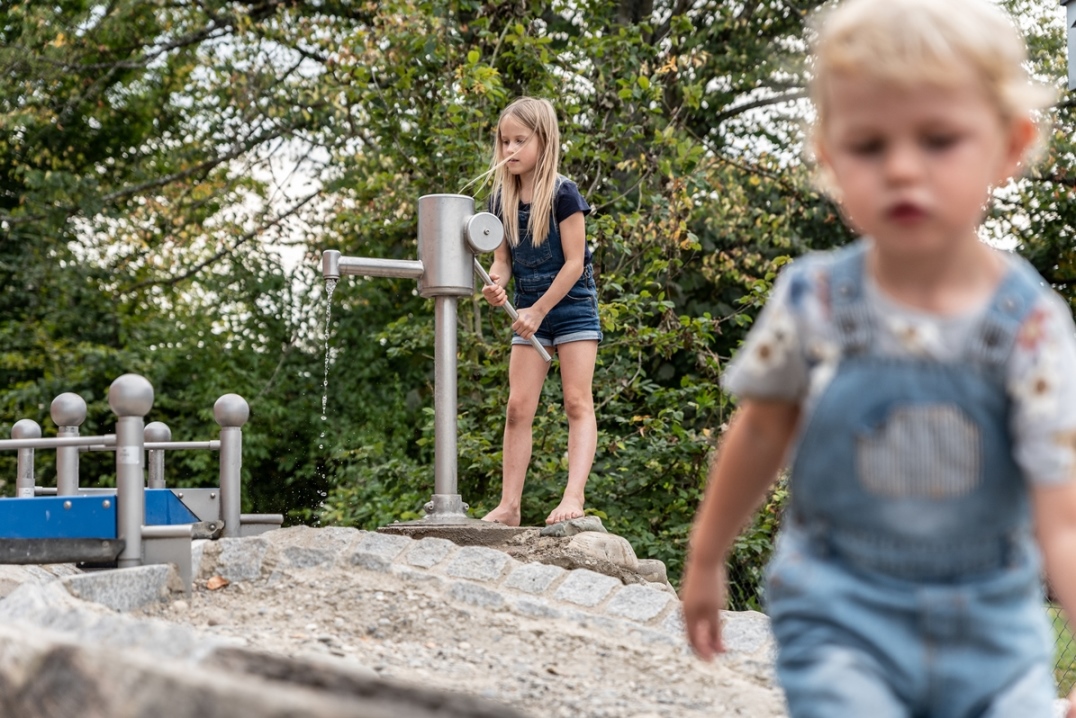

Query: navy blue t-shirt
<box><xmin>550</xmin><ymin>177</ymin><xmax>591</xmax><ymax>225</ymax></box>
<box><xmin>490</xmin><ymin>176</ymin><xmax>592</xmax><ymax>262</ymax></box>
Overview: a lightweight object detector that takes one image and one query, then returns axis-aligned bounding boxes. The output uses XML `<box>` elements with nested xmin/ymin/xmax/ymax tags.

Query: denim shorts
<box><xmin>512</xmin><ymin>267</ymin><xmax>602</xmax><ymax>347</ymax></box>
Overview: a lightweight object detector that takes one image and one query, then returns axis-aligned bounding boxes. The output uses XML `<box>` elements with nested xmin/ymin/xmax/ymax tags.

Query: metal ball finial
<box><xmin>11</xmin><ymin>418</ymin><xmax>41</xmax><ymax>440</ymax></box>
<box><xmin>214</xmin><ymin>394</ymin><xmax>250</xmax><ymax>428</ymax></box>
<box><xmin>50</xmin><ymin>393</ymin><xmax>87</xmax><ymax>428</ymax></box>
<box><xmin>144</xmin><ymin>421</ymin><xmax>172</xmax><ymax>443</ymax></box>
<box><xmin>108</xmin><ymin>374</ymin><xmax>154</xmax><ymax>418</ymax></box>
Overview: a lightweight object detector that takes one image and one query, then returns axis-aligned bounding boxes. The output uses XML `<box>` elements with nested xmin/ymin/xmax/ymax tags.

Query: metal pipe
<box><xmin>83</xmin><ymin>440</ymin><xmax>219</xmax><ymax>452</ymax></box>
<box><xmin>142</xmin><ymin>524</ymin><xmax>193</xmax><ymax>539</ymax></box>
<box><xmin>324</xmin><ymin>252</ymin><xmax>424</xmax><ymax>281</ymax></box>
<box><xmin>109</xmin><ymin>374</ymin><xmax>153</xmax><ymax>568</ymax></box>
<box><xmin>148</xmin><ymin>440</ymin><xmax>219</xmax><ymax>451</ymax></box>
<box><xmin>473</xmin><ymin>258</ymin><xmax>552</xmax><ymax>362</ymax></box>
<box><xmin>52</xmin><ymin>392</ymin><xmax>87</xmax><ymax>496</ymax></box>
<box><xmin>214</xmin><ymin>394</ymin><xmax>249</xmax><ymax>538</ymax></box>
<box><xmin>0</xmin><ymin>435</ymin><xmax>112</xmax><ymax>451</ymax></box>
<box><xmin>144</xmin><ymin>422</ymin><xmax>171</xmax><ymax>489</ymax></box>
<box><xmin>12</xmin><ymin>420</ymin><xmax>40</xmax><ymax>498</ymax></box>
<box><xmin>433</xmin><ymin>296</ymin><xmax>457</xmax><ymax>497</ymax></box>
<box><xmin>55</xmin><ymin>427</ymin><xmax>80</xmax><ymax>496</ymax></box>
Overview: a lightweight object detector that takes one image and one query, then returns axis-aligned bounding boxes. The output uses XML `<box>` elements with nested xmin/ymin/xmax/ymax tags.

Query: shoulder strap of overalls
<box><xmin>965</xmin><ymin>253</ymin><xmax>1045</xmax><ymax>374</ymax></box>
<box><xmin>827</xmin><ymin>239</ymin><xmax>873</xmax><ymax>355</ymax></box>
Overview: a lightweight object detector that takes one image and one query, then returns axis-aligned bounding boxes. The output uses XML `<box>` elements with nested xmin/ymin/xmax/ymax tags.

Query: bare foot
<box><xmin>481</xmin><ymin>505</ymin><xmax>521</xmax><ymax>527</ymax></box>
<box><xmin>545</xmin><ymin>498</ymin><xmax>585</xmax><ymax>525</ymax></box>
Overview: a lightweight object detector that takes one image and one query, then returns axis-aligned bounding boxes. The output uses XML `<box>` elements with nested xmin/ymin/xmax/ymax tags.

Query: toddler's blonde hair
<box><xmin>809</xmin><ymin>0</ymin><xmax>1053</xmax><ymax>150</ymax></box>
<box><xmin>489</xmin><ymin>97</ymin><xmax>561</xmax><ymax>248</ymax></box>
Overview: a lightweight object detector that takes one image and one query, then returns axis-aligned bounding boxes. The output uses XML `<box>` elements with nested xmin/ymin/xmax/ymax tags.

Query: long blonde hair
<box><xmin>489</xmin><ymin>97</ymin><xmax>561</xmax><ymax>247</ymax></box>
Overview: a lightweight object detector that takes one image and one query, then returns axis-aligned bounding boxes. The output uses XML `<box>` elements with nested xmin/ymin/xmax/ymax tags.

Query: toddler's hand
<box><xmin>680</xmin><ymin>563</ymin><xmax>727</xmax><ymax>661</ymax></box>
<box><xmin>482</xmin><ymin>273</ymin><xmax>507</xmax><ymax>307</ymax></box>
<box><xmin>512</xmin><ymin>306</ymin><xmax>545</xmax><ymax>340</ymax></box>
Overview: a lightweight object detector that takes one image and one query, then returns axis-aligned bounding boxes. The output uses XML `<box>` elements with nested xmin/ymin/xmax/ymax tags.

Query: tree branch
<box><xmin>711</xmin><ymin>90</ymin><xmax>809</xmax><ymax>126</ymax></box>
<box><xmin>120</xmin><ymin>189</ymin><xmax>321</xmax><ymax>293</ymax></box>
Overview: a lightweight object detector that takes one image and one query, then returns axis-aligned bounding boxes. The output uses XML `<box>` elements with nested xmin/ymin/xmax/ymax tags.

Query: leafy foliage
<box><xmin>0</xmin><ymin>1</ymin><xmax>1072</xmax><ymax>602</ymax></box>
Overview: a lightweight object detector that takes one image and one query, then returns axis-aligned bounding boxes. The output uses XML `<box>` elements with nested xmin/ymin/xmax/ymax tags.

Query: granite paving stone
<box><xmin>405</xmin><ymin>537</ymin><xmax>458</xmax><ymax>568</ymax></box>
<box><xmin>552</xmin><ymin>569</ymin><xmax>621</xmax><ymax>607</ymax></box>
<box><xmin>605</xmin><ymin>583</ymin><xmax>674</xmax><ymax>622</ymax></box>
<box><xmin>503</xmin><ymin>562</ymin><xmax>566</xmax><ymax>595</ymax></box>
<box><xmin>444</xmin><ymin>546</ymin><xmax>512</xmax><ymax>582</ymax></box>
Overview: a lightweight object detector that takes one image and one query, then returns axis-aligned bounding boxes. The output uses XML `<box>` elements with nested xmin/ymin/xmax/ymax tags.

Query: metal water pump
<box><xmin>322</xmin><ymin>194</ymin><xmax>549</xmax><ymax>524</ymax></box>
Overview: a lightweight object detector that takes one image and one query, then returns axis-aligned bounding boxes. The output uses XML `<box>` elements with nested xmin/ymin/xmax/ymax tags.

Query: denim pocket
<box><xmin>512</xmin><ymin>237</ymin><xmax>553</xmax><ymax>269</ymax></box>
<box><xmin>856</xmin><ymin>403</ymin><xmax>980</xmax><ymax>498</ymax></box>
<box><xmin>563</xmin><ymin>284</ymin><xmax>595</xmax><ymax>303</ymax></box>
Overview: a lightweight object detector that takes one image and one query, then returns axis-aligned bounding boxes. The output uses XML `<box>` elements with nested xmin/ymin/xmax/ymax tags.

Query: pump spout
<box><xmin>321</xmin><ymin>249</ymin><xmax>423</xmax><ymax>281</ymax></box>
<box><xmin>322</xmin><ymin>250</ymin><xmax>341</xmax><ymax>281</ymax></box>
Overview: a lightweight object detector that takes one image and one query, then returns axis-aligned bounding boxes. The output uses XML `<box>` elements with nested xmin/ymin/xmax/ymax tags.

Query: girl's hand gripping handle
<box><xmin>474</xmin><ymin>258</ymin><xmax>552</xmax><ymax>363</ymax></box>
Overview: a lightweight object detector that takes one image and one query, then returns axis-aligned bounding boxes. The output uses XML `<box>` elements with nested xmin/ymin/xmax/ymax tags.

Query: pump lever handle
<box><xmin>473</xmin><ymin>258</ymin><xmax>552</xmax><ymax>363</ymax></box>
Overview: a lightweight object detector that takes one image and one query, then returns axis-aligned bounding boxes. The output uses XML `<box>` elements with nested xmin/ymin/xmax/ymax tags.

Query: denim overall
<box><xmin>509</xmin><ymin>202</ymin><xmax>601</xmax><ymax>347</ymax></box>
<box><xmin>766</xmin><ymin>243</ymin><xmax>1055</xmax><ymax>717</ymax></box>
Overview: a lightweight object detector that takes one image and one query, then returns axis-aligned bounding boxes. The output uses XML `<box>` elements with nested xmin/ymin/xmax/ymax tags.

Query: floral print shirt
<box><xmin>723</xmin><ymin>249</ymin><xmax>1076</xmax><ymax>486</ymax></box>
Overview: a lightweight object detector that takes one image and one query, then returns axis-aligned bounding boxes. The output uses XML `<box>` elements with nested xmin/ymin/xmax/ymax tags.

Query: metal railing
<box><xmin>12</xmin><ymin>382</ymin><xmax>281</xmax><ymax>546</ymax></box>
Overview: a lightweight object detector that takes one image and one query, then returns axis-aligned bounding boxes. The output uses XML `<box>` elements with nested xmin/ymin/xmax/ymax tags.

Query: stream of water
<box><xmin>320</xmin><ymin>278</ymin><xmax>338</xmax><ymax>451</ymax></box>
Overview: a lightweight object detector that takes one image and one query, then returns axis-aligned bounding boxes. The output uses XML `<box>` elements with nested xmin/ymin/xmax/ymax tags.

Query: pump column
<box><xmin>416</xmin><ymin>195</ymin><xmax>478</xmax><ymax>522</ymax></box>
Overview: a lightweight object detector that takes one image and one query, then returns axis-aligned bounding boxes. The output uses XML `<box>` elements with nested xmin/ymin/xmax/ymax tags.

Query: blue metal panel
<box><xmin>145</xmin><ymin>489</ymin><xmax>200</xmax><ymax>526</ymax></box>
<box><xmin>0</xmin><ymin>495</ymin><xmax>117</xmax><ymax>539</ymax></box>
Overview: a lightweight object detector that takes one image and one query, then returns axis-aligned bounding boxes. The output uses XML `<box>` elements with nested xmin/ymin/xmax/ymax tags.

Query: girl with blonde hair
<box><xmin>479</xmin><ymin>97</ymin><xmax>602</xmax><ymax>527</ymax></box>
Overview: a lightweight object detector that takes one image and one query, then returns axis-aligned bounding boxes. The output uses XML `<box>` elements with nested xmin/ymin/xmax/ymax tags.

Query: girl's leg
<box><xmin>482</xmin><ymin>344</ymin><xmax>551</xmax><ymax>526</ymax></box>
<box><xmin>546</xmin><ymin>339</ymin><xmax>598</xmax><ymax>525</ymax></box>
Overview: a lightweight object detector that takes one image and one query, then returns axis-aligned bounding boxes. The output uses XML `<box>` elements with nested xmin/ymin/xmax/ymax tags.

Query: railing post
<box><xmin>144</xmin><ymin>422</ymin><xmax>171</xmax><ymax>489</ymax></box>
<box><xmin>214</xmin><ymin>394</ymin><xmax>249</xmax><ymax>538</ymax></box>
<box><xmin>109</xmin><ymin>374</ymin><xmax>154</xmax><ymax>568</ymax></box>
<box><xmin>51</xmin><ymin>393</ymin><xmax>87</xmax><ymax>496</ymax></box>
<box><xmin>11</xmin><ymin>419</ymin><xmax>41</xmax><ymax>498</ymax></box>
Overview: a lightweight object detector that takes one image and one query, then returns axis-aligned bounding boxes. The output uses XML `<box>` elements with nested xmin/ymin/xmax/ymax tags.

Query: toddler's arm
<box><xmin>681</xmin><ymin>398</ymin><xmax>800</xmax><ymax>660</ymax></box>
<box><xmin>1034</xmin><ymin>483</ymin><xmax>1076</xmax><ymax>717</ymax></box>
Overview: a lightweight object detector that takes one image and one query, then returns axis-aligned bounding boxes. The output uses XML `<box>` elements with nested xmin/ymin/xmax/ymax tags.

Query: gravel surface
<box><xmin>132</xmin><ymin>529</ymin><xmax>787</xmax><ymax>718</ymax></box>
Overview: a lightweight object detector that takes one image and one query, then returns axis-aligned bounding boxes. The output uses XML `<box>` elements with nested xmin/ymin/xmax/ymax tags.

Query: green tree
<box><xmin>1</xmin><ymin>0</ymin><xmax>1072</xmax><ymax>601</ymax></box>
